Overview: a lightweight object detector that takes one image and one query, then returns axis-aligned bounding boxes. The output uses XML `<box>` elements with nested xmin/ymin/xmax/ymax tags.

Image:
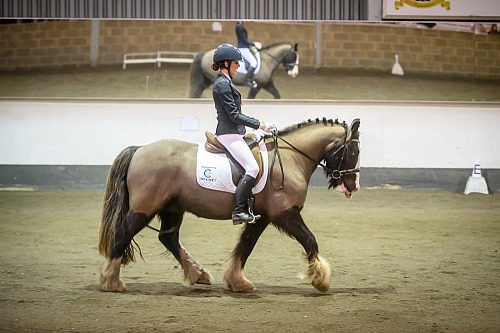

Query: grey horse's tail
<box><xmin>98</xmin><ymin>145</ymin><xmax>140</xmax><ymax>264</ymax></box>
<box><xmin>188</xmin><ymin>52</ymin><xmax>211</xmax><ymax>98</ymax></box>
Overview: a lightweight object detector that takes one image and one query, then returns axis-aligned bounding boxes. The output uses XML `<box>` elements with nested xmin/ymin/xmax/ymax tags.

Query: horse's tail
<box><xmin>188</xmin><ymin>52</ymin><xmax>211</xmax><ymax>98</ymax></box>
<box><xmin>98</xmin><ymin>145</ymin><xmax>140</xmax><ymax>264</ymax></box>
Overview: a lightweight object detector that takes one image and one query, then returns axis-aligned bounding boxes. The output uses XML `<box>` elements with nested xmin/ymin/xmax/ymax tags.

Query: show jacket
<box><xmin>213</xmin><ymin>73</ymin><xmax>260</xmax><ymax>135</ymax></box>
<box><xmin>235</xmin><ymin>23</ymin><xmax>255</xmax><ymax>48</ymax></box>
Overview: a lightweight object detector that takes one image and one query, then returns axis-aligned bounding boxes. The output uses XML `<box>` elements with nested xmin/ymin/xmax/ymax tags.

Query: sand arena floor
<box><xmin>0</xmin><ymin>187</ymin><xmax>498</xmax><ymax>332</ymax></box>
<box><xmin>1</xmin><ymin>64</ymin><xmax>499</xmax><ymax>101</ymax></box>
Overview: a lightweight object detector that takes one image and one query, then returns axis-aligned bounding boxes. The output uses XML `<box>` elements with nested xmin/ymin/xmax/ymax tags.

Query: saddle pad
<box><xmin>196</xmin><ymin>140</ymin><xmax>268</xmax><ymax>194</ymax></box>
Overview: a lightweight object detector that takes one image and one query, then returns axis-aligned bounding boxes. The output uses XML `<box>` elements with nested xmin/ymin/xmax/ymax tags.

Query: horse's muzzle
<box><xmin>288</xmin><ymin>65</ymin><xmax>299</xmax><ymax>78</ymax></box>
<box><xmin>334</xmin><ymin>182</ymin><xmax>359</xmax><ymax>199</ymax></box>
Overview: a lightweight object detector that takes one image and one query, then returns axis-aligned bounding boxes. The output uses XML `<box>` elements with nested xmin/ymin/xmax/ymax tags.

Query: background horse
<box><xmin>98</xmin><ymin>118</ymin><xmax>360</xmax><ymax>293</ymax></box>
<box><xmin>188</xmin><ymin>43</ymin><xmax>299</xmax><ymax>99</ymax></box>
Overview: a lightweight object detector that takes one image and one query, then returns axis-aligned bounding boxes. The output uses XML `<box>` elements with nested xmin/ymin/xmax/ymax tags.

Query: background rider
<box><xmin>235</xmin><ymin>21</ymin><xmax>260</xmax><ymax>88</ymax></box>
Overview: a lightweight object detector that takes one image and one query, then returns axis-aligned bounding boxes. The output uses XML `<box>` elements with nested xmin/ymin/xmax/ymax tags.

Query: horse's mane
<box><xmin>265</xmin><ymin>117</ymin><xmax>347</xmax><ymax>143</ymax></box>
<box><xmin>261</xmin><ymin>42</ymin><xmax>291</xmax><ymax>51</ymax></box>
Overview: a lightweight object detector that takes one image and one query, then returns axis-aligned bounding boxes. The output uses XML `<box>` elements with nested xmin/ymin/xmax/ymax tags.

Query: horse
<box><xmin>188</xmin><ymin>43</ymin><xmax>299</xmax><ymax>99</ymax></box>
<box><xmin>98</xmin><ymin>117</ymin><xmax>360</xmax><ymax>293</ymax></box>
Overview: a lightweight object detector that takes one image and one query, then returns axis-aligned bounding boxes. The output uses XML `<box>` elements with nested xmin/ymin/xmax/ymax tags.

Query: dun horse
<box><xmin>188</xmin><ymin>43</ymin><xmax>299</xmax><ymax>99</ymax></box>
<box><xmin>98</xmin><ymin>118</ymin><xmax>360</xmax><ymax>293</ymax></box>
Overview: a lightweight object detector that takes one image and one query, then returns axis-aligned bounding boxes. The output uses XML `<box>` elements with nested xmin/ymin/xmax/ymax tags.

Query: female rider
<box><xmin>235</xmin><ymin>21</ymin><xmax>259</xmax><ymax>88</ymax></box>
<box><xmin>211</xmin><ymin>43</ymin><xmax>275</xmax><ymax>225</ymax></box>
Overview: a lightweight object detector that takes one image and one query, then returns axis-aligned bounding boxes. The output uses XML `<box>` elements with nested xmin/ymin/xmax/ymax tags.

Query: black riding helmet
<box><xmin>213</xmin><ymin>43</ymin><xmax>242</xmax><ymax>67</ymax></box>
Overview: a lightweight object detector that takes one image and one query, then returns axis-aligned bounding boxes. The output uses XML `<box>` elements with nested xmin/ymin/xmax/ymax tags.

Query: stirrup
<box><xmin>246</xmin><ymin>80</ymin><xmax>257</xmax><ymax>88</ymax></box>
<box><xmin>232</xmin><ymin>212</ymin><xmax>256</xmax><ymax>225</ymax></box>
<box><xmin>247</xmin><ymin>196</ymin><xmax>261</xmax><ymax>223</ymax></box>
<box><xmin>247</xmin><ymin>197</ymin><xmax>261</xmax><ymax>221</ymax></box>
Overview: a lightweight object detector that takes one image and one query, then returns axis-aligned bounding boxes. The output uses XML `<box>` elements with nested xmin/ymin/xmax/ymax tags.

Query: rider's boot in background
<box><xmin>245</xmin><ymin>66</ymin><xmax>258</xmax><ymax>88</ymax></box>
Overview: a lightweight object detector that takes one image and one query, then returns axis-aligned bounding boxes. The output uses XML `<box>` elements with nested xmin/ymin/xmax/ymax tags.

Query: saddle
<box><xmin>204</xmin><ymin>131</ymin><xmax>264</xmax><ymax>185</ymax></box>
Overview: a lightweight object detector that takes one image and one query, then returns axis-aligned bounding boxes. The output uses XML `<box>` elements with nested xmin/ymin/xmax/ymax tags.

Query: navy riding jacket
<box><xmin>235</xmin><ymin>23</ymin><xmax>255</xmax><ymax>48</ymax></box>
<box><xmin>213</xmin><ymin>73</ymin><xmax>260</xmax><ymax>135</ymax></box>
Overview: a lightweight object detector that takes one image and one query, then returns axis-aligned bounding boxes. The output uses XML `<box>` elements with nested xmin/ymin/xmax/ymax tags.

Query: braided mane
<box><xmin>265</xmin><ymin>117</ymin><xmax>347</xmax><ymax>143</ymax></box>
<box><xmin>261</xmin><ymin>42</ymin><xmax>290</xmax><ymax>51</ymax></box>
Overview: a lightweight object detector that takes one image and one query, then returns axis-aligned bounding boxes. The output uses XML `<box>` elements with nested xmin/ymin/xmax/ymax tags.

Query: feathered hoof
<box><xmin>196</xmin><ymin>270</ymin><xmax>214</xmax><ymax>285</ymax></box>
<box><xmin>183</xmin><ymin>267</ymin><xmax>214</xmax><ymax>287</ymax></box>
<box><xmin>99</xmin><ymin>274</ymin><xmax>127</xmax><ymax>292</ymax></box>
<box><xmin>224</xmin><ymin>275</ymin><xmax>255</xmax><ymax>293</ymax></box>
<box><xmin>301</xmin><ymin>255</ymin><xmax>331</xmax><ymax>293</ymax></box>
<box><xmin>312</xmin><ymin>275</ymin><xmax>330</xmax><ymax>294</ymax></box>
<box><xmin>100</xmin><ymin>257</ymin><xmax>126</xmax><ymax>292</ymax></box>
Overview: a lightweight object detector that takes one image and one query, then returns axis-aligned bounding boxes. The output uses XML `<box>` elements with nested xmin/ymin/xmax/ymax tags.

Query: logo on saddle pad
<box><xmin>196</xmin><ymin>133</ymin><xmax>268</xmax><ymax>194</ymax></box>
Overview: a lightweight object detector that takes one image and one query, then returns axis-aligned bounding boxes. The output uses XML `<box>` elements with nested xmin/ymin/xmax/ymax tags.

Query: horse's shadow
<box><xmin>85</xmin><ymin>282</ymin><xmax>395</xmax><ymax>299</ymax></box>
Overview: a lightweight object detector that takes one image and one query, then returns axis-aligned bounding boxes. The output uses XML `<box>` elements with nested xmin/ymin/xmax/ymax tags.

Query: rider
<box><xmin>211</xmin><ymin>43</ymin><xmax>275</xmax><ymax>225</ymax></box>
<box><xmin>235</xmin><ymin>21</ymin><xmax>260</xmax><ymax>88</ymax></box>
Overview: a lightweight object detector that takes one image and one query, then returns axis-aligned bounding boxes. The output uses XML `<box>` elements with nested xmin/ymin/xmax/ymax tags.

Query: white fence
<box><xmin>122</xmin><ymin>51</ymin><xmax>197</xmax><ymax>69</ymax></box>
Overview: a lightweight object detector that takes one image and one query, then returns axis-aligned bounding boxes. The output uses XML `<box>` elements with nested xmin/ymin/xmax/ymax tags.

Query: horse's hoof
<box><xmin>115</xmin><ymin>279</ymin><xmax>127</xmax><ymax>292</ymax></box>
<box><xmin>101</xmin><ymin>281</ymin><xmax>127</xmax><ymax>292</ymax></box>
<box><xmin>100</xmin><ymin>274</ymin><xmax>127</xmax><ymax>292</ymax></box>
<box><xmin>196</xmin><ymin>270</ymin><xmax>214</xmax><ymax>285</ymax></box>
<box><xmin>312</xmin><ymin>279</ymin><xmax>330</xmax><ymax>294</ymax></box>
<box><xmin>302</xmin><ymin>255</ymin><xmax>331</xmax><ymax>294</ymax></box>
<box><xmin>224</xmin><ymin>278</ymin><xmax>255</xmax><ymax>293</ymax></box>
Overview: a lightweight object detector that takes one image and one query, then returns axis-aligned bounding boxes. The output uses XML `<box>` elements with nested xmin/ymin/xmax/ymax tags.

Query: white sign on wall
<box><xmin>383</xmin><ymin>0</ymin><xmax>500</xmax><ymax>20</ymax></box>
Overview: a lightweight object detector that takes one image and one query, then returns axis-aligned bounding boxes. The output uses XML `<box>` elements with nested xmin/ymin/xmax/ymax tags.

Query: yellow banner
<box><xmin>395</xmin><ymin>0</ymin><xmax>451</xmax><ymax>10</ymax></box>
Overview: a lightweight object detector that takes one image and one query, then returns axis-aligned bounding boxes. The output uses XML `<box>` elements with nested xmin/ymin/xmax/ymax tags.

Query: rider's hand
<box><xmin>259</xmin><ymin>121</ymin><xmax>276</xmax><ymax>133</ymax></box>
<box><xmin>254</xmin><ymin>42</ymin><xmax>262</xmax><ymax>50</ymax></box>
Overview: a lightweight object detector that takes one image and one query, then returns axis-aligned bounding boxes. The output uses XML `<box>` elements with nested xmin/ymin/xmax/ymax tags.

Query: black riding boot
<box><xmin>232</xmin><ymin>174</ymin><xmax>258</xmax><ymax>225</ymax></box>
<box><xmin>245</xmin><ymin>67</ymin><xmax>258</xmax><ymax>88</ymax></box>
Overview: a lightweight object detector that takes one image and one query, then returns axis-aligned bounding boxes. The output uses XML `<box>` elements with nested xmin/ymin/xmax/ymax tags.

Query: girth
<box><xmin>204</xmin><ymin>131</ymin><xmax>264</xmax><ymax>185</ymax></box>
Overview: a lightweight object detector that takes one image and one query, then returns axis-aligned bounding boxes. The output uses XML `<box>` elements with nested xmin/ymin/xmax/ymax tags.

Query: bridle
<box><xmin>261</xmin><ymin>47</ymin><xmax>298</xmax><ymax>71</ymax></box>
<box><xmin>325</xmin><ymin>138</ymin><xmax>360</xmax><ymax>179</ymax></box>
<box><xmin>269</xmin><ymin>130</ymin><xmax>360</xmax><ymax>190</ymax></box>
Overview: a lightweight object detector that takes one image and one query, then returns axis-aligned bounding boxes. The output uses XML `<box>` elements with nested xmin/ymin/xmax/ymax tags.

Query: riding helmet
<box><xmin>213</xmin><ymin>43</ymin><xmax>242</xmax><ymax>62</ymax></box>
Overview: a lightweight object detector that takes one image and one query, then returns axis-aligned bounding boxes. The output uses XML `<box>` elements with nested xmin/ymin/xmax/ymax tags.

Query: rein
<box><xmin>269</xmin><ymin>131</ymin><xmax>360</xmax><ymax>190</ymax></box>
<box><xmin>261</xmin><ymin>47</ymin><xmax>296</xmax><ymax>69</ymax></box>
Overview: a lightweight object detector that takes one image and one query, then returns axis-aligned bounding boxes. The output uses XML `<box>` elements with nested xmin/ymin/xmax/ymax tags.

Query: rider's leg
<box><xmin>245</xmin><ymin>67</ymin><xmax>257</xmax><ymax>88</ymax></box>
<box><xmin>233</xmin><ymin>174</ymin><xmax>257</xmax><ymax>224</ymax></box>
<box><xmin>239</xmin><ymin>48</ymin><xmax>258</xmax><ymax>88</ymax></box>
<box><xmin>217</xmin><ymin>135</ymin><xmax>259</xmax><ymax>225</ymax></box>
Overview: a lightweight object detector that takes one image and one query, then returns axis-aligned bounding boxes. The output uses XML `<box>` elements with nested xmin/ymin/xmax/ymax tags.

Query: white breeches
<box><xmin>217</xmin><ymin>134</ymin><xmax>259</xmax><ymax>178</ymax></box>
<box><xmin>238</xmin><ymin>48</ymin><xmax>258</xmax><ymax>68</ymax></box>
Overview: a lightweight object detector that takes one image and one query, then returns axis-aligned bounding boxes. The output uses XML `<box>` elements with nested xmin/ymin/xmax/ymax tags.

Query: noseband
<box><xmin>326</xmin><ymin>139</ymin><xmax>360</xmax><ymax>179</ymax></box>
<box><xmin>262</xmin><ymin>49</ymin><xmax>297</xmax><ymax>71</ymax></box>
<box><xmin>269</xmin><ymin>131</ymin><xmax>360</xmax><ymax>190</ymax></box>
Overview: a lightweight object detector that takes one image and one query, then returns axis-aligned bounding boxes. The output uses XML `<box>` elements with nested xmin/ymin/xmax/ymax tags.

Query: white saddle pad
<box><xmin>196</xmin><ymin>141</ymin><xmax>268</xmax><ymax>194</ymax></box>
<box><xmin>237</xmin><ymin>51</ymin><xmax>261</xmax><ymax>75</ymax></box>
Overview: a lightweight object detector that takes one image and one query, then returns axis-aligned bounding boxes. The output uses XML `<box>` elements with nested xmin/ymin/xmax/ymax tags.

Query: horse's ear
<box><xmin>293</xmin><ymin>43</ymin><xmax>298</xmax><ymax>51</ymax></box>
<box><xmin>346</xmin><ymin>118</ymin><xmax>360</xmax><ymax>141</ymax></box>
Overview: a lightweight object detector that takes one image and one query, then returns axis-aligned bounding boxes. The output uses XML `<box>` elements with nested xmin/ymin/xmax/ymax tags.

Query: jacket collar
<box><xmin>218</xmin><ymin>71</ymin><xmax>232</xmax><ymax>82</ymax></box>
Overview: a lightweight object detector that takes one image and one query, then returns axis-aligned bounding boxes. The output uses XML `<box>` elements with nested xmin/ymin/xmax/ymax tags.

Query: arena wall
<box><xmin>0</xmin><ymin>20</ymin><xmax>499</xmax><ymax>78</ymax></box>
<box><xmin>0</xmin><ymin>98</ymin><xmax>499</xmax><ymax>191</ymax></box>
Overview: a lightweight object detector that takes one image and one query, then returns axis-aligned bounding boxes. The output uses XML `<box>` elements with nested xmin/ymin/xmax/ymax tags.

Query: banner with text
<box><xmin>383</xmin><ymin>0</ymin><xmax>500</xmax><ymax>20</ymax></box>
